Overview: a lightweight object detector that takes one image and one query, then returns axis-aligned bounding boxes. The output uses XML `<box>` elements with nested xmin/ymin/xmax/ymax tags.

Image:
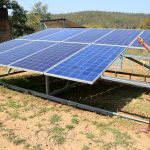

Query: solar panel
<box><xmin>46</xmin><ymin>45</ymin><xmax>126</xmax><ymax>84</ymax></box>
<box><xmin>0</xmin><ymin>28</ymin><xmax>146</xmax><ymax>84</ymax></box>
<box><xmin>131</xmin><ymin>30</ymin><xmax>150</xmax><ymax>48</ymax></box>
<box><xmin>0</xmin><ymin>41</ymin><xmax>56</xmax><ymax>65</ymax></box>
<box><xmin>19</xmin><ymin>28</ymin><xmax>64</xmax><ymax>40</ymax></box>
<box><xmin>0</xmin><ymin>40</ymin><xmax>30</xmax><ymax>54</ymax></box>
<box><xmin>40</xmin><ymin>28</ymin><xmax>88</xmax><ymax>41</ymax></box>
<box><xmin>96</xmin><ymin>29</ymin><xmax>142</xmax><ymax>46</ymax></box>
<box><xmin>66</xmin><ymin>28</ymin><xmax>113</xmax><ymax>43</ymax></box>
<box><xmin>10</xmin><ymin>43</ymin><xmax>87</xmax><ymax>72</ymax></box>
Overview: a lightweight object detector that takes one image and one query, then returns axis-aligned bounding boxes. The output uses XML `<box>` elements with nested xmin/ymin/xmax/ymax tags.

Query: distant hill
<box><xmin>51</xmin><ymin>11</ymin><xmax>150</xmax><ymax>29</ymax></box>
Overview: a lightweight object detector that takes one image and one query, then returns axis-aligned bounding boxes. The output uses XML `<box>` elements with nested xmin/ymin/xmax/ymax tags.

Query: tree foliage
<box><xmin>52</xmin><ymin>11</ymin><xmax>149</xmax><ymax>29</ymax></box>
<box><xmin>27</xmin><ymin>2</ymin><xmax>49</xmax><ymax>31</ymax></box>
<box><xmin>10</xmin><ymin>1</ymin><xmax>34</xmax><ymax>38</ymax></box>
<box><xmin>0</xmin><ymin>0</ymin><xmax>34</xmax><ymax>38</ymax></box>
<box><xmin>140</xmin><ymin>17</ymin><xmax>150</xmax><ymax>29</ymax></box>
<box><xmin>0</xmin><ymin>0</ymin><xmax>11</xmax><ymax>8</ymax></box>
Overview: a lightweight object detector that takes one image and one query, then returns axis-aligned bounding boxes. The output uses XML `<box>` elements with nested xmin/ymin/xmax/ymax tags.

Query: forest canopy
<box><xmin>52</xmin><ymin>11</ymin><xmax>150</xmax><ymax>29</ymax></box>
<box><xmin>1</xmin><ymin>0</ymin><xmax>150</xmax><ymax>38</ymax></box>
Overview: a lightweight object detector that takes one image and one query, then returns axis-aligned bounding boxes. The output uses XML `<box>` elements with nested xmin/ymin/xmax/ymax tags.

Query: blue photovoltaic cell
<box><xmin>0</xmin><ymin>28</ymin><xmax>147</xmax><ymax>84</ymax></box>
<box><xmin>41</xmin><ymin>28</ymin><xmax>88</xmax><ymax>41</ymax></box>
<box><xmin>66</xmin><ymin>28</ymin><xmax>113</xmax><ymax>43</ymax></box>
<box><xmin>0</xmin><ymin>41</ymin><xmax>56</xmax><ymax>65</ymax></box>
<box><xmin>96</xmin><ymin>29</ymin><xmax>142</xmax><ymax>46</ymax></box>
<box><xmin>19</xmin><ymin>28</ymin><xmax>64</xmax><ymax>40</ymax></box>
<box><xmin>47</xmin><ymin>45</ymin><xmax>125</xmax><ymax>84</ymax></box>
<box><xmin>131</xmin><ymin>30</ymin><xmax>150</xmax><ymax>48</ymax></box>
<box><xmin>11</xmin><ymin>43</ymin><xmax>87</xmax><ymax>72</ymax></box>
<box><xmin>0</xmin><ymin>40</ymin><xmax>30</xmax><ymax>53</ymax></box>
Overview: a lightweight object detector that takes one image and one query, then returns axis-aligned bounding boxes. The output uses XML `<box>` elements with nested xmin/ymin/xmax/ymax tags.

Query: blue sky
<box><xmin>16</xmin><ymin>0</ymin><xmax>150</xmax><ymax>14</ymax></box>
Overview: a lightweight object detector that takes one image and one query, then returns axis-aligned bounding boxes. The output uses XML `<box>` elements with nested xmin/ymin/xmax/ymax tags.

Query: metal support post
<box><xmin>45</xmin><ymin>76</ymin><xmax>50</xmax><ymax>95</ymax></box>
<box><xmin>7</xmin><ymin>68</ymin><xmax>12</xmax><ymax>74</ymax></box>
<box><xmin>64</xmin><ymin>19</ymin><xmax>67</xmax><ymax>28</ymax></box>
<box><xmin>119</xmin><ymin>54</ymin><xmax>124</xmax><ymax>70</ymax></box>
<box><xmin>41</xmin><ymin>17</ymin><xmax>45</xmax><ymax>30</ymax></box>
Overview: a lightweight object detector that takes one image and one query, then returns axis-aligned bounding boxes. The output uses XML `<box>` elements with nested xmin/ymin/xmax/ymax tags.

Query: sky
<box><xmin>16</xmin><ymin>0</ymin><xmax>150</xmax><ymax>14</ymax></box>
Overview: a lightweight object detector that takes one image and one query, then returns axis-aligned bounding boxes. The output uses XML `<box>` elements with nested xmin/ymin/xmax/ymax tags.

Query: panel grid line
<box><xmin>46</xmin><ymin>45</ymin><xmax>126</xmax><ymax>84</ymax></box>
<box><xmin>9</xmin><ymin>29</ymin><xmax>90</xmax><ymax>66</ymax></box>
<box><xmin>0</xmin><ymin>29</ymin><xmax>66</xmax><ymax>55</ymax></box>
<box><xmin>92</xmin><ymin>29</ymin><xmax>116</xmax><ymax>43</ymax></box>
<box><xmin>92</xmin><ymin>47</ymin><xmax>126</xmax><ymax>84</ymax></box>
<box><xmin>40</xmin><ymin>28</ymin><xmax>90</xmax><ymax>41</ymax></box>
<box><xmin>9</xmin><ymin>42</ymin><xmax>59</xmax><ymax>66</ymax></box>
<box><xmin>10</xmin><ymin>43</ymin><xmax>87</xmax><ymax>72</ymax></box>
<box><xmin>96</xmin><ymin>30</ymin><xmax>144</xmax><ymax>83</ymax></box>
<box><xmin>129</xmin><ymin>30</ymin><xmax>145</xmax><ymax>47</ymax></box>
<box><xmin>44</xmin><ymin>30</ymin><xmax>114</xmax><ymax>73</ymax></box>
<box><xmin>17</xmin><ymin>28</ymin><xmax>67</xmax><ymax>41</ymax></box>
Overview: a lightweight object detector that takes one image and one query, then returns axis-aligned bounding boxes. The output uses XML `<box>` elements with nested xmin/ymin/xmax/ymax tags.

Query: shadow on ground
<box><xmin>0</xmin><ymin>73</ymin><xmax>149</xmax><ymax>117</ymax></box>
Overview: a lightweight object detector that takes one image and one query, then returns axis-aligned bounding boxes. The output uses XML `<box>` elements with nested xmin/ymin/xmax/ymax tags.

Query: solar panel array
<box><xmin>0</xmin><ymin>28</ymin><xmax>149</xmax><ymax>84</ymax></box>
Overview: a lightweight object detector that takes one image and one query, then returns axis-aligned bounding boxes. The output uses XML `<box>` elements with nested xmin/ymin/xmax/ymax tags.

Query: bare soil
<box><xmin>0</xmin><ymin>85</ymin><xmax>150</xmax><ymax>150</ymax></box>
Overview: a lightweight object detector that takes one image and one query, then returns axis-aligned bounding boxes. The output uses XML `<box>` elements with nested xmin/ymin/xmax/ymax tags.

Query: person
<box><xmin>138</xmin><ymin>37</ymin><xmax>150</xmax><ymax>53</ymax></box>
<box><xmin>137</xmin><ymin>37</ymin><xmax>150</xmax><ymax>133</ymax></box>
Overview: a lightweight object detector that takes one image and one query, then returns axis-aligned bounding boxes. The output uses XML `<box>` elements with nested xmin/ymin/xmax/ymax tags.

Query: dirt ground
<box><xmin>0</xmin><ymin>84</ymin><xmax>150</xmax><ymax>150</ymax></box>
<box><xmin>0</xmin><ymin>56</ymin><xmax>150</xmax><ymax>150</ymax></box>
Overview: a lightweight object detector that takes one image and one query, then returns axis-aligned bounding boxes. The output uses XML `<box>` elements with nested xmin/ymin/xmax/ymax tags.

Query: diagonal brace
<box><xmin>125</xmin><ymin>57</ymin><xmax>150</xmax><ymax>70</ymax></box>
<box><xmin>50</xmin><ymin>81</ymin><xmax>76</xmax><ymax>96</ymax></box>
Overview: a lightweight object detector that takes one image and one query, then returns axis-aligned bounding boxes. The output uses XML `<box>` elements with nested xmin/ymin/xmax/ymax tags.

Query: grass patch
<box><xmin>50</xmin><ymin>114</ymin><xmax>61</xmax><ymax>124</ymax></box>
<box><xmin>39</xmin><ymin>107</ymin><xmax>52</xmax><ymax>114</ymax></box>
<box><xmin>32</xmin><ymin>144</ymin><xmax>42</xmax><ymax>150</ymax></box>
<box><xmin>111</xmin><ymin>129</ymin><xmax>133</xmax><ymax>147</ymax></box>
<box><xmin>50</xmin><ymin>127</ymin><xmax>65</xmax><ymax>144</ymax></box>
<box><xmin>85</xmin><ymin>132</ymin><xmax>94</xmax><ymax>139</ymax></box>
<box><xmin>71</xmin><ymin>117</ymin><xmax>79</xmax><ymax>124</ymax></box>
<box><xmin>92</xmin><ymin>121</ymin><xmax>110</xmax><ymax>131</ymax></box>
<box><xmin>102</xmin><ymin>142</ymin><xmax>113</xmax><ymax>150</ymax></box>
<box><xmin>3</xmin><ymin>131</ymin><xmax>26</xmax><ymax>145</ymax></box>
<box><xmin>82</xmin><ymin>145</ymin><xmax>89</xmax><ymax>150</ymax></box>
<box><xmin>6</xmin><ymin>99</ymin><xmax>21</xmax><ymax>109</ymax></box>
<box><xmin>65</xmin><ymin>124</ymin><xmax>74</xmax><ymax>130</ymax></box>
<box><xmin>0</xmin><ymin>104</ymin><xmax>6</xmax><ymax>112</ymax></box>
<box><xmin>72</xmin><ymin>114</ymin><xmax>78</xmax><ymax>117</ymax></box>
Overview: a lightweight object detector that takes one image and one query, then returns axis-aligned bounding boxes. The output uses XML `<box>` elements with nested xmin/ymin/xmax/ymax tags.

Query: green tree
<box><xmin>27</xmin><ymin>2</ymin><xmax>49</xmax><ymax>31</ymax></box>
<box><xmin>0</xmin><ymin>0</ymin><xmax>11</xmax><ymax>8</ymax></box>
<box><xmin>140</xmin><ymin>17</ymin><xmax>150</xmax><ymax>29</ymax></box>
<box><xmin>10</xmin><ymin>1</ymin><xmax>34</xmax><ymax>38</ymax></box>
